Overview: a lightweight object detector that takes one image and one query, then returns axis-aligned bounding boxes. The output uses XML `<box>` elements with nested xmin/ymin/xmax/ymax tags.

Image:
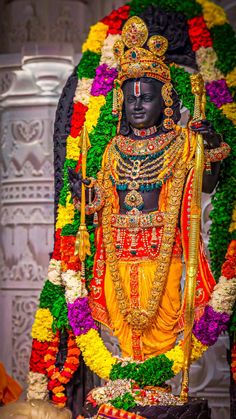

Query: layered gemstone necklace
<box><xmin>108</xmin><ymin>129</ymin><xmax>185</xmax><ymax>211</ymax></box>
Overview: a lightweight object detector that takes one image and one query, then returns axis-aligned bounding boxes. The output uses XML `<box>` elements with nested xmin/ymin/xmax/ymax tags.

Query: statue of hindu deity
<box><xmin>69</xmin><ymin>16</ymin><xmax>228</xmax><ymax>362</ymax></box>
<box><xmin>28</xmin><ymin>3</ymin><xmax>236</xmax><ymax>419</ymax></box>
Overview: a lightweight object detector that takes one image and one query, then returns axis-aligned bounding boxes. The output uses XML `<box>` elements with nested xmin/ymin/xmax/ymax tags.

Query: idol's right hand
<box><xmin>68</xmin><ymin>168</ymin><xmax>92</xmax><ymax>200</ymax></box>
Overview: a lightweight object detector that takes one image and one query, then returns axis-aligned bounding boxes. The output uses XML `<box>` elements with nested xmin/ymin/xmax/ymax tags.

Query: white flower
<box><xmin>62</xmin><ymin>270</ymin><xmax>88</xmax><ymax>303</ymax></box>
<box><xmin>47</xmin><ymin>258</ymin><xmax>61</xmax><ymax>286</ymax></box>
<box><xmin>196</xmin><ymin>47</ymin><xmax>224</xmax><ymax>83</ymax></box>
<box><xmin>27</xmin><ymin>372</ymin><xmax>48</xmax><ymax>400</ymax></box>
<box><xmin>74</xmin><ymin>78</ymin><xmax>93</xmax><ymax>106</ymax></box>
<box><xmin>100</xmin><ymin>34</ymin><xmax>122</xmax><ymax>69</ymax></box>
<box><xmin>209</xmin><ymin>276</ymin><xmax>236</xmax><ymax>314</ymax></box>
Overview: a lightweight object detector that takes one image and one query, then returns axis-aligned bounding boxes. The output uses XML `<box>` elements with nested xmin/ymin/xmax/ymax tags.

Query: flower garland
<box><xmin>28</xmin><ymin>0</ymin><xmax>236</xmax><ymax>408</ymax></box>
<box><xmin>45</xmin><ymin>330</ymin><xmax>80</xmax><ymax>407</ymax></box>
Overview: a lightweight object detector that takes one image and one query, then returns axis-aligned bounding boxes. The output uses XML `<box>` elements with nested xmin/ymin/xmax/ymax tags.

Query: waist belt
<box><xmin>111</xmin><ymin>210</ymin><xmax>165</xmax><ymax>229</ymax></box>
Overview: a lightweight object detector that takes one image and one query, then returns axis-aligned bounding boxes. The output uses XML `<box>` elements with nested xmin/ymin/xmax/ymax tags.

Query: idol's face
<box><xmin>123</xmin><ymin>78</ymin><xmax>163</xmax><ymax>129</ymax></box>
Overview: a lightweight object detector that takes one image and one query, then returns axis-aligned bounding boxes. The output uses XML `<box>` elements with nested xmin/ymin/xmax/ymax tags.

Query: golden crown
<box><xmin>113</xmin><ymin>16</ymin><xmax>171</xmax><ymax>85</ymax></box>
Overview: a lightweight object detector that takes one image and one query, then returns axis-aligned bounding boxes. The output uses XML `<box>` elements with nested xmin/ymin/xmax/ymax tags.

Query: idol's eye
<box><xmin>143</xmin><ymin>95</ymin><xmax>153</xmax><ymax>102</ymax></box>
<box><xmin>127</xmin><ymin>96</ymin><xmax>136</xmax><ymax>103</ymax></box>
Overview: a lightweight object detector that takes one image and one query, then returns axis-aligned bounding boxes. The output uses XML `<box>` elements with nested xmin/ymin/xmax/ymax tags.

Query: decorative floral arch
<box><xmin>28</xmin><ymin>0</ymin><xmax>236</xmax><ymax>410</ymax></box>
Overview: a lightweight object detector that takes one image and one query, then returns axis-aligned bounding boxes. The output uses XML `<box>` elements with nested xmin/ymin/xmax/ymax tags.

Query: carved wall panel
<box><xmin>0</xmin><ymin>51</ymin><xmax>74</xmax><ymax>391</ymax></box>
<box><xmin>12</xmin><ymin>295</ymin><xmax>39</xmax><ymax>387</ymax></box>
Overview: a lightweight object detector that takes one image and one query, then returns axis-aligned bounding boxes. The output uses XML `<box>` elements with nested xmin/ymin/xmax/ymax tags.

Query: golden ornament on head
<box><xmin>122</xmin><ymin>16</ymin><xmax>148</xmax><ymax>48</ymax></box>
<box><xmin>147</xmin><ymin>35</ymin><xmax>168</xmax><ymax>57</ymax></box>
<box><xmin>113</xmin><ymin>16</ymin><xmax>171</xmax><ymax>86</ymax></box>
<box><xmin>113</xmin><ymin>40</ymin><xmax>125</xmax><ymax>61</ymax></box>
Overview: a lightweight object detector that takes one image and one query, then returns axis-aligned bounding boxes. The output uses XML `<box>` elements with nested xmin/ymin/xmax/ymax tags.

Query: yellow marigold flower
<box><xmin>31</xmin><ymin>308</ymin><xmax>54</xmax><ymax>342</ymax></box>
<box><xmin>56</xmin><ymin>193</ymin><xmax>75</xmax><ymax>229</ymax></box>
<box><xmin>76</xmin><ymin>329</ymin><xmax>116</xmax><ymax>380</ymax></box>
<box><xmin>191</xmin><ymin>336</ymin><xmax>208</xmax><ymax>360</ymax></box>
<box><xmin>166</xmin><ymin>341</ymin><xmax>184</xmax><ymax>375</ymax></box>
<box><xmin>166</xmin><ymin>336</ymin><xmax>208</xmax><ymax>375</ymax></box>
<box><xmin>85</xmin><ymin>95</ymin><xmax>106</xmax><ymax>133</ymax></box>
<box><xmin>66</xmin><ymin>135</ymin><xmax>81</xmax><ymax>161</ymax></box>
<box><xmin>82</xmin><ymin>22</ymin><xmax>108</xmax><ymax>54</ymax></box>
<box><xmin>197</xmin><ymin>0</ymin><xmax>228</xmax><ymax>29</ymax></box>
<box><xmin>226</xmin><ymin>67</ymin><xmax>236</xmax><ymax>88</ymax></box>
<box><xmin>221</xmin><ymin>103</ymin><xmax>236</xmax><ymax>125</ymax></box>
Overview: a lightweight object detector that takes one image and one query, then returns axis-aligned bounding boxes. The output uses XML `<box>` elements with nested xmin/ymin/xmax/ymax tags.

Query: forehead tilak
<box><xmin>134</xmin><ymin>80</ymin><xmax>141</xmax><ymax>97</ymax></box>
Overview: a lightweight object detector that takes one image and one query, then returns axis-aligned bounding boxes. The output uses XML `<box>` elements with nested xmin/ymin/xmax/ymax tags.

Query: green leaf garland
<box><xmin>39</xmin><ymin>280</ymin><xmax>69</xmax><ymax>332</ymax></box>
<box><xmin>128</xmin><ymin>0</ymin><xmax>202</xmax><ymax>19</ymax></box>
<box><xmin>110</xmin><ymin>354</ymin><xmax>174</xmax><ymax>387</ymax></box>
<box><xmin>77</xmin><ymin>51</ymin><xmax>101</xmax><ymax>80</ymax></box>
<box><xmin>211</xmin><ymin>24</ymin><xmax>236</xmax><ymax>75</ymax></box>
<box><xmin>111</xmin><ymin>392</ymin><xmax>136</xmax><ymax>410</ymax></box>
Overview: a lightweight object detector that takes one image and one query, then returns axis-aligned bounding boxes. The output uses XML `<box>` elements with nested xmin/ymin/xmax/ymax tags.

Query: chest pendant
<box><xmin>124</xmin><ymin>160</ymin><xmax>144</xmax><ymax>210</ymax></box>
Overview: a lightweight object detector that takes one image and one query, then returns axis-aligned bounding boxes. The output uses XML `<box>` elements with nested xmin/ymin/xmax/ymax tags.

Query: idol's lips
<box><xmin>133</xmin><ymin>113</ymin><xmax>145</xmax><ymax>117</ymax></box>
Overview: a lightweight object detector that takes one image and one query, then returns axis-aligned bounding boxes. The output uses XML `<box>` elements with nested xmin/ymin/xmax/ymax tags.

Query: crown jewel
<box><xmin>113</xmin><ymin>16</ymin><xmax>170</xmax><ymax>85</ymax></box>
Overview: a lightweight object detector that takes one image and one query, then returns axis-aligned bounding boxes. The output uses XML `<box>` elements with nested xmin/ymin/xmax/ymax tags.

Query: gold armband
<box><xmin>204</xmin><ymin>142</ymin><xmax>231</xmax><ymax>174</ymax></box>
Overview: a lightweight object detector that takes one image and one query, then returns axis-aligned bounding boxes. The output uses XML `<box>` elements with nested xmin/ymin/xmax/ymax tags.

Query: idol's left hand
<box><xmin>190</xmin><ymin>119</ymin><xmax>221</xmax><ymax>148</ymax></box>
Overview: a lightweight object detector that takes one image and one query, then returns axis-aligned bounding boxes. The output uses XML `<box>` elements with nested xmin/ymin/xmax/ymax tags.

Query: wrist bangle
<box><xmin>204</xmin><ymin>142</ymin><xmax>231</xmax><ymax>163</ymax></box>
<box><xmin>73</xmin><ymin>182</ymin><xmax>105</xmax><ymax>215</ymax></box>
<box><xmin>86</xmin><ymin>177</ymin><xmax>97</xmax><ymax>189</ymax></box>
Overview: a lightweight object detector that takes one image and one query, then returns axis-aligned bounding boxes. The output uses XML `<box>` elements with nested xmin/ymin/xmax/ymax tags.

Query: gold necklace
<box><xmin>109</xmin><ymin>133</ymin><xmax>184</xmax><ymax>192</ymax></box>
<box><xmin>101</xmin><ymin>131</ymin><xmax>188</xmax><ymax>333</ymax></box>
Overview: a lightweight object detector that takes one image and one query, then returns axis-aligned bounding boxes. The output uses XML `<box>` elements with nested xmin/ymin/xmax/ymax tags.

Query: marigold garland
<box><xmin>45</xmin><ymin>330</ymin><xmax>80</xmax><ymax>407</ymax></box>
<box><xmin>29</xmin><ymin>340</ymin><xmax>50</xmax><ymax>374</ymax></box>
<box><xmin>188</xmin><ymin>16</ymin><xmax>213</xmax><ymax>51</ymax></box>
<box><xmin>76</xmin><ymin>329</ymin><xmax>116</xmax><ymax>380</ymax></box>
<box><xmin>82</xmin><ymin>22</ymin><xmax>109</xmax><ymax>54</ymax></box>
<box><xmin>31</xmin><ymin>309</ymin><xmax>54</xmax><ymax>342</ymax></box>
<box><xmin>56</xmin><ymin>198</ymin><xmax>75</xmax><ymax>230</ymax></box>
<box><xmin>85</xmin><ymin>95</ymin><xmax>106</xmax><ymax>133</ymax></box>
<box><xmin>196</xmin><ymin>0</ymin><xmax>228</xmax><ymax>29</ymax></box>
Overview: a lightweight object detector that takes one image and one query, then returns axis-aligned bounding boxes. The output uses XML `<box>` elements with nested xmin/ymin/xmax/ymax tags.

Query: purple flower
<box><xmin>192</xmin><ymin>305</ymin><xmax>230</xmax><ymax>346</ymax></box>
<box><xmin>206</xmin><ymin>79</ymin><xmax>233</xmax><ymax>108</ymax></box>
<box><xmin>91</xmin><ymin>64</ymin><xmax>117</xmax><ymax>96</ymax></box>
<box><xmin>68</xmin><ymin>297</ymin><xmax>98</xmax><ymax>336</ymax></box>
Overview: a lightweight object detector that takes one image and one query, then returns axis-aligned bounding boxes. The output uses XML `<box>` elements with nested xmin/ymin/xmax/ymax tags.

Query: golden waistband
<box><xmin>110</xmin><ymin>210</ymin><xmax>165</xmax><ymax>229</ymax></box>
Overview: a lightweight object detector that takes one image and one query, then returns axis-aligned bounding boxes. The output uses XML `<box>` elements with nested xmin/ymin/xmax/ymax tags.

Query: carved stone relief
<box><xmin>0</xmin><ymin>71</ymin><xmax>16</xmax><ymax>95</ymax></box>
<box><xmin>12</xmin><ymin>294</ymin><xmax>39</xmax><ymax>388</ymax></box>
<box><xmin>0</xmin><ymin>52</ymin><xmax>70</xmax><ymax>390</ymax></box>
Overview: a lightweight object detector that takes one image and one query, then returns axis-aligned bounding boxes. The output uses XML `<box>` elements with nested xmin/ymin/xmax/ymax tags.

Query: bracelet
<box><xmin>86</xmin><ymin>177</ymin><xmax>97</xmax><ymax>188</ymax></box>
<box><xmin>204</xmin><ymin>142</ymin><xmax>230</xmax><ymax>174</ymax></box>
<box><xmin>204</xmin><ymin>142</ymin><xmax>231</xmax><ymax>163</ymax></box>
<box><xmin>73</xmin><ymin>182</ymin><xmax>105</xmax><ymax>215</ymax></box>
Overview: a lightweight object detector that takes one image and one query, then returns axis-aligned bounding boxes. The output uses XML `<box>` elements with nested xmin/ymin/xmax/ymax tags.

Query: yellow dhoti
<box><xmin>104</xmin><ymin>255</ymin><xmax>182</xmax><ymax>359</ymax></box>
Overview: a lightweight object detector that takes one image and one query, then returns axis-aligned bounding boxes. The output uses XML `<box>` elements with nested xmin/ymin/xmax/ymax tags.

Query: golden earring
<box><xmin>162</xmin><ymin>83</ymin><xmax>175</xmax><ymax>130</ymax></box>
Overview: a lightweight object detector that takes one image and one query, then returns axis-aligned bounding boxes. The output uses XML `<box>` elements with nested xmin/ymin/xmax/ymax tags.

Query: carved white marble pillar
<box><xmin>0</xmin><ymin>50</ymin><xmax>74</xmax><ymax>389</ymax></box>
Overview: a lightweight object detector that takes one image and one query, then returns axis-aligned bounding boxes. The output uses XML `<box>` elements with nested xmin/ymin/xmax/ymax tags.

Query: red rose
<box><xmin>70</xmin><ymin>102</ymin><xmax>88</xmax><ymax>138</ymax></box>
<box><xmin>102</xmin><ymin>5</ymin><xmax>130</xmax><ymax>35</ymax></box>
<box><xmin>48</xmin><ymin>379</ymin><xmax>61</xmax><ymax>391</ymax></box>
<box><xmin>61</xmin><ymin>236</ymin><xmax>76</xmax><ymax>260</ymax></box>
<box><xmin>222</xmin><ymin>259</ymin><xmax>236</xmax><ymax>279</ymax></box>
<box><xmin>188</xmin><ymin>16</ymin><xmax>213</xmax><ymax>52</ymax></box>
<box><xmin>226</xmin><ymin>240</ymin><xmax>236</xmax><ymax>258</ymax></box>
<box><xmin>30</xmin><ymin>340</ymin><xmax>50</xmax><ymax>374</ymax></box>
<box><xmin>52</xmin><ymin>229</ymin><xmax>62</xmax><ymax>260</ymax></box>
<box><xmin>52</xmin><ymin>394</ymin><xmax>67</xmax><ymax>404</ymax></box>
